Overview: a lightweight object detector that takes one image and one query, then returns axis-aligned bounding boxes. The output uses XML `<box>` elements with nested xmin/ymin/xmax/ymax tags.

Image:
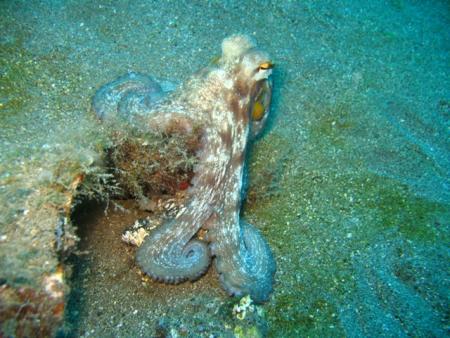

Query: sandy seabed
<box><xmin>1</xmin><ymin>1</ymin><xmax>449</xmax><ymax>336</ymax></box>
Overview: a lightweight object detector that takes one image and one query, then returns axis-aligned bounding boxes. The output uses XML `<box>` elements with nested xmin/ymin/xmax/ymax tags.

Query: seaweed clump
<box><xmin>105</xmin><ymin>126</ymin><xmax>202</xmax><ymax>207</ymax></box>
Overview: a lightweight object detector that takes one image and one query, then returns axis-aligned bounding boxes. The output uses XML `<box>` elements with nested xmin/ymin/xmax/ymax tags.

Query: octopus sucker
<box><xmin>93</xmin><ymin>34</ymin><xmax>276</xmax><ymax>302</ymax></box>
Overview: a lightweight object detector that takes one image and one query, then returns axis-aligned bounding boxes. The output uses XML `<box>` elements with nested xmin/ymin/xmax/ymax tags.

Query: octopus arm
<box><xmin>212</xmin><ymin>220</ymin><xmax>276</xmax><ymax>303</ymax></box>
<box><xmin>136</xmin><ymin>211</ymin><xmax>211</xmax><ymax>284</ymax></box>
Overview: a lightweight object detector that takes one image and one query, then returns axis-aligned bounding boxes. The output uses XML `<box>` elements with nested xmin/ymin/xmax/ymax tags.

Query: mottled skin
<box><xmin>93</xmin><ymin>35</ymin><xmax>276</xmax><ymax>302</ymax></box>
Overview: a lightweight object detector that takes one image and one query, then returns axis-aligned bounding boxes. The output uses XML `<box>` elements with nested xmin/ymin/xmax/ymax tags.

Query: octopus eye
<box><xmin>259</xmin><ymin>62</ymin><xmax>274</xmax><ymax>71</ymax></box>
<box><xmin>252</xmin><ymin>101</ymin><xmax>265</xmax><ymax>121</ymax></box>
<box><xmin>251</xmin><ymin>76</ymin><xmax>272</xmax><ymax>122</ymax></box>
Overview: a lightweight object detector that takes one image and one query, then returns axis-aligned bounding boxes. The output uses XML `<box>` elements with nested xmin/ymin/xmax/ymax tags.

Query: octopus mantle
<box><xmin>93</xmin><ymin>35</ymin><xmax>276</xmax><ymax>302</ymax></box>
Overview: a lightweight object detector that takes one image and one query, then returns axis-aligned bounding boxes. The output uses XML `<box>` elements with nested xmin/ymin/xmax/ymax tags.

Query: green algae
<box><xmin>250</xmin><ymin>143</ymin><xmax>446</xmax><ymax>244</ymax></box>
<box><xmin>390</xmin><ymin>0</ymin><xmax>405</xmax><ymax>11</ymax></box>
<box><xmin>246</xmin><ymin>134</ymin><xmax>294</xmax><ymax>207</ymax></box>
<box><xmin>0</xmin><ymin>35</ymin><xmax>33</xmax><ymax>115</ymax></box>
<box><xmin>244</xmin><ymin>129</ymin><xmax>448</xmax><ymax>335</ymax></box>
<box><xmin>270</xmin><ymin>293</ymin><xmax>343</xmax><ymax>336</ymax></box>
<box><xmin>234</xmin><ymin>325</ymin><xmax>262</xmax><ymax>338</ymax></box>
<box><xmin>0</xmin><ymin>37</ymin><xmax>78</xmax><ymax>118</ymax></box>
<box><xmin>359</xmin><ymin>176</ymin><xmax>448</xmax><ymax>243</ymax></box>
<box><xmin>307</xmin><ymin>101</ymin><xmax>356</xmax><ymax>148</ymax></box>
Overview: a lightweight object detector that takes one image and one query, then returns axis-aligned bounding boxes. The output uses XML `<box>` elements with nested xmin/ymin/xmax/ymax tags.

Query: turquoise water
<box><xmin>1</xmin><ymin>1</ymin><xmax>449</xmax><ymax>336</ymax></box>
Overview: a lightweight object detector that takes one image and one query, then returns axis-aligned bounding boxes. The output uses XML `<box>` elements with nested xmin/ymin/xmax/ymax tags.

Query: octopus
<box><xmin>92</xmin><ymin>35</ymin><xmax>276</xmax><ymax>302</ymax></box>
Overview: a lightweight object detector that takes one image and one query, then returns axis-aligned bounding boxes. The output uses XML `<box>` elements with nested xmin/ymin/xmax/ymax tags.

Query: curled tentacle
<box><xmin>92</xmin><ymin>72</ymin><xmax>169</xmax><ymax>122</ymax></box>
<box><xmin>136</xmin><ymin>219</ymin><xmax>211</xmax><ymax>283</ymax></box>
<box><xmin>212</xmin><ymin>221</ymin><xmax>276</xmax><ymax>303</ymax></box>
